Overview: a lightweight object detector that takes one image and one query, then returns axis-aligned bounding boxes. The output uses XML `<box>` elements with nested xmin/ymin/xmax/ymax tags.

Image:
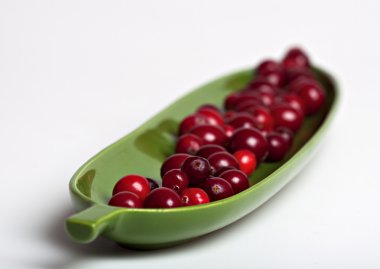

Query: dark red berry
<box><xmin>190</xmin><ymin>124</ymin><xmax>228</xmax><ymax>146</ymax></box>
<box><xmin>143</xmin><ymin>187</ymin><xmax>181</xmax><ymax>208</ymax></box>
<box><xmin>162</xmin><ymin>169</ymin><xmax>189</xmax><ymax>192</ymax></box>
<box><xmin>175</xmin><ymin>133</ymin><xmax>203</xmax><ymax>155</ymax></box>
<box><xmin>224</xmin><ymin>92</ymin><xmax>241</xmax><ymax>110</ymax></box>
<box><xmin>246</xmin><ymin>79</ymin><xmax>276</xmax><ymax>95</ymax></box>
<box><xmin>283</xmin><ymin>47</ymin><xmax>310</xmax><ymax>69</ymax></box>
<box><xmin>199</xmin><ymin>177</ymin><xmax>234</xmax><ymax>201</ymax></box>
<box><xmin>108</xmin><ymin>191</ymin><xmax>142</xmax><ymax>208</ymax></box>
<box><xmin>257</xmin><ymin>69</ymin><xmax>286</xmax><ymax>87</ymax></box>
<box><xmin>146</xmin><ymin>177</ymin><xmax>159</xmax><ymax>190</ymax></box>
<box><xmin>223</xmin><ymin>124</ymin><xmax>235</xmax><ymax>138</ymax></box>
<box><xmin>112</xmin><ymin>174</ymin><xmax>151</xmax><ymax>200</ymax></box>
<box><xmin>228</xmin><ymin>127</ymin><xmax>268</xmax><ymax>162</ymax></box>
<box><xmin>224</xmin><ymin>111</ymin><xmax>237</xmax><ymax>121</ymax></box>
<box><xmin>273</xmin><ymin>126</ymin><xmax>294</xmax><ymax>148</ymax></box>
<box><xmin>252</xmin><ymin>91</ymin><xmax>275</xmax><ymax>107</ymax></box>
<box><xmin>278</xmin><ymin>93</ymin><xmax>306</xmax><ymax>115</ymax></box>
<box><xmin>214</xmin><ymin>166</ymin><xmax>237</xmax><ymax>176</ymax></box>
<box><xmin>257</xmin><ymin>60</ymin><xmax>282</xmax><ymax>74</ymax></box>
<box><xmin>233</xmin><ymin>149</ymin><xmax>257</xmax><ymax>176</ymax></box>
<box><xmin>293</xmin><ymin>82</ymin><xmax>326</xmax><ymax>115</ymax></box>
<box><xmin>227</xmin><ymin>112</ymin><xmax>258</xmax><ymax>130</ymax></box>
<box><xmin>179</xmin><ymin>114</ymin><xmax>207</xmax><ymax>135</ymax></box>
<box><xmin>266</xmin><ymin>133</ymin><xmax>289</xmax><ymax>162</ymax></box>
<box><xmin>271</xmin><ymin>104</ymin><xmax>304</xmax><ymax>132</ymax></box>
<box><xmin>196</xmin><ymin>144</ymin><xmax>226</xmax><ymax>159</ymax></box>
<box><xmin>244</xmin><ymin>106</ymin><xmax>273</xmax><ymax>131</ymax></box>
<box><xmin>219</xmin><ymin>170</ymin><xmax>250</xmax><ymax>193</ymax></box>
<box><xmin>180</xmin><ymin>188</ymin><xmax>210</xmax><ymax>206</ymax></box>
<box><xmin>181</xmin><ymin>156</ymin><xmax>211</xmax><ymax>185</ymax></box>
<box><xmin>208</xmin><ymin>151</ymin><xmax>239</xmax><ymax>173</ymax></box>
<box><xmin>285</xmin><ymin>67</ymin><xmax>314</xmax><ymax>83</ymax></box>
<box><xmin>160</xmin><ymin>153</ymin><xmax>190</xmax><ymax>177</ymax></box>
<box><xmin>197</xmin><ymin>103</ymin><xmax>222</xmax><ymax>114</ymax></box>
<box><xmin>197</xmin><ymin>108</ymin><xmax>224</xmax><ymax>126</ymax></box>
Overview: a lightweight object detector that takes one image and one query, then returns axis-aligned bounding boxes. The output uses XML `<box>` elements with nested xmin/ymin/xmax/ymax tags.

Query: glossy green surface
<box><xmin>65</xmin><ymin>67</ymin><xmax>338</xmax><ymax>249</ymax></box>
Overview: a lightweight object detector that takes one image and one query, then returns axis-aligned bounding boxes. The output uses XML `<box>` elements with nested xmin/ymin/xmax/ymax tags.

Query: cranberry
<box><xmin>179</xmin><ymin>114</ymin><xmax>207</xmax><ymax>135</ymax></box>
<box><xmin>208</xmin><ymin>151</ymin><xmax>239</xmax><ymax>173</ymax></box>
<box><xmin>214</xmin><ymin>165</ymin><xmax>237</xmax><ymax>176</ymax></box>
<box><xmin>283</xmin><ymin>47</ymin><xmax>310</xmax><ymax>69</ymax></box>
<box><xmin>181</xmin><ymin>156</ymin><xmax>211</xmax><ymax>185</ymax></box>
<box><xmin>246</xmin><ymin>79</ymin><xmax>276</xmax><ymax>95</ymax></box>
<box><xmin>219</xmin><ymin>170</ymin><xmax>250</xmax><ymax>193</ymax></box>
<box><xmin>266</xmin><ymin>133</ymin><xmax>289</xmax><ymax>162</ymax></box>
<box><xmin>235</xmin><ymin>99</ymin><xmax>263</xmax><ymax>112</ymax></box>
<box><xmin>252</xmin><ymin>91</ymin><xmax>275</xmax><ymax>107</ymax></box>
<box><xmin>244</xmin><ymin>106</ymin><xmax>273</xmax><ymax>131</ymax></box>
<box><xmin>198</xmin><ymin>103</ymin><xmax>222</xmax><ymax>114</ymax></box>
<box><xmin>146</xmin><ymin>177</ymin><xmax>159</xmax><ymax>190</ymax></box>
<box><xmin>257</xmin><ymin>69</ymin><xmax>286</xmax><ymax>87</ymax></box>
<box><xmin>175</xmin><ymin>133</ymin><xmax>203</xmax><ymax>155</ymax></box>
<box><xmin>112</xmin><ymin>174</ymin><xmax>151</xmax><ymax>200</ymax></box>
<box><xmin>273</xmin><ymin>126</ymin><xmax>294</xmax><ymax>148</ymax></box>
<box><xmin>278</xmin><ymin>93</ymin><xmax>306</xmax><ymax>115</ymax></box>
<box><xmin>199</xmin><ymin>177</ymin><xmax>234</xmax><ymax>201</ymax></box>
<box><xmin>180</xmin><ymin>188</ymin><xmax>210</xmax><ymax>206</ymax></box>
<box><xmin>257</xmin><ymin>59</ymin><xmax>282</xmax><ymax>74</ymax></box>
<box><xmin>196</xmin><ymin>144</ymin><xmax>226</xmax><ymax>159</ymax></box>
<box><xmin>285</xmin><ymin>67</ymin><xmax>314</xmax><ymax>83</ymax></box>
<box><xmin>143</xmin><ymin>187</ymin><xmax>181</xmax><ymax>208</ymax></box>
<box><xmin>228</xmin><ymin>127</ymin><xmax>268</xmax><ymax>162</ymax></box>
<box><xmin>160</xmin><ymin>153</ymin><xmax>190</xmax><ymax>177</ymax></box>
<box><xmin>108</xmin><ymin>191</ymin><xmax>142</xmax><ymax>208</ymax></box>
<box><xmin>162</xmin><ymin>169</ymin><xmax>189</xmax><ymax>192</ymax></box>
<box><xmin>224</xmin><ymin>111</ymin><xmax>237</xmax><ymax>121</ymax></box>
<box><xmin>190</xmin><ymin>124</ymin><xmax>228</xmax><ymax>146</ymax></box>
<box><xmin>224</xmin><ymin>92</ymin><xmax>241</xmax><ymax>110</ymax></box>
<box><xmin>271</xmin><ymin>104</ymin><xmax>303</xmax><ymax>132</ymax></box>
<box><xmin>227</xmin><ymin>112</ymin><xmax>258</xmax><ymax>130</ymax></box>
<box><xmin>197</xmin><ymin>108</ymin><xmax>224</xmax><ymax>126</ymax></box>
<box><xmin>223</xmin><ymin>124</ymin><xmax>235</xmax><ymax>138</ymax></box>
<box><xmin>293</xmin><ymin>82</ymin><xmax>326</xmax><ymax>115</ymax></box>
<box><xmin>233</xmin><ymin>149</ymin><xmax>257</xmax><ymax>176</ymax></box>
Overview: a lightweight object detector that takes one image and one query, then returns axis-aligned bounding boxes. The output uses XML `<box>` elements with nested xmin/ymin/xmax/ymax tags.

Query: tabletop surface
<box><xmin>1</xmin><ymin>1</ymin><xmax>379</xmax><ymax>268</ymax></box>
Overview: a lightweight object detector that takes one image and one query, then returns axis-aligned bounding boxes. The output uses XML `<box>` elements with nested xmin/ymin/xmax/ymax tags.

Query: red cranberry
<box><xmin>228</xmin><ymin>127</ymin><xmax>268</xmax><ymax>162</ymax></box>
<box><xmin>143</xmin><ymin>187</ymin><xmax>181</xmax><ymax>208</ymax></box>
<box><xmin>252</xmin><ymin>91</ymin><xmax>275</xmax><ymax>107</ymax></box>
<box><xmin>162</xmin><ymin>169</ymin><xmax>189</xmax><ymax>192</ymax></box>
<box><xmin>219</xmin><ymin>170</ymin><xmax>250</xmax><ymax>194</ymax></box>
<box><xmin>273</xmin><ymin>126</ymin><xmax>294</xmax><ymax>148</ymax></box>
<box><xmin>235</xmin><ymin>99</ymin><xmax>263</xmax><ymax>112</ymax></box>
<box><xmin>214</xmin><ymin>166</ymin><xmax>237</xmax><ymax>176</ymax></box>
<box><xmin>190</xmin><ymin>124</ymin><xmax>228</xmax><ymax>146</ymax></box>
<box><xmin>181</xmin><ymin>156</ymin><xmax>211</xmax><ymax>185</ymax></box>
<box><xmin>146</xmin><ymin>177</ymin><xmax>159</xmax><ymax>190</ymax></box>
<box><xmin>208</xmin><ymin>151</ymin><xmax>239</xmax><ymax>173</ymax></box>
<box><xmin>198</xmin><ymin>103</ymin><xmax>222</xmax><ymax>114</ymax></box>
<box><xmin>233</xmin><ymin>149</ymin><xmax>257</xmax><ymax>176</ymax></box>
<box><xmin>283</xmin><ymin>47</ymin><xmax>310</xmax><ymax>69</ymax></box>
<box><xmin>196</xmin><ymin>144</ymin><xmax>226</xmax><ymax>159</ymax></box>
<box><xmin>271</xmin><ymin>104</ymin><xmax>303</xmax><ymax>132</ymax></box>
<box><xmin>227</xmin><ymin>112</ymin><xmax>258</xmax><ymax>130</ymax></box>
<box><xmin>224</xmin><ymin>111</ymin><xmax>237</xmax><ymax>121</ymax></box>
<box><xmin>293</xmin><ymin>82</ymin><xmax>326</xmax><ymax>115</ymax></box>
<box><xmin>224</xmin><ymin>92</ymin><xmax>241</xmax><ymax>110</ymax></box>
<box><xmin>175</xmin><ymin>133</ymin><xmax>203</xmax><ymax>155</ymax></box>
<box><xmin>246</xmin><ymin>79</ymin><xmax>276</xmax><ymax>95</ymax></box>
<box><xmin>112</xmin><ymin>174</ymin><xmax>150</xmax><ymax>200</ymax></box>
<box><xmin>266</xmin><ymin>133</ymin><xmax>289</xmax><ymax>162</ymax></box>
<box><xmin>199</xmin><ymin>177</ymin><xmax>234</xmax><ymax>201</ymax></box>
<box><xmin>278</xmin><ymin>93</ymin><xmax>306</xmax><ymax>115</ymax></box>
<box><xmin>108</xmin><ymin>191</ymin><xmax>142</xmax><ymax>208</ymax></box>
<box><xmin>160</xmin><ymin>153</ymin><xmax>190</xmax><ymax>177</ymax></box>
<box><xmin>179</xmin><ymin>114</ymin><xmax>207</xmax><ymax>135</ymax></box>
<box><xmin>223</xmin><ymin>124</ymin><xmax>235</xmax><ymax>138</ymax></box>
<box><xmin>257</xmin><ymin>69</ymin><xmax>286</xmax><ymax>87</ymax></box>
<box><xmin>244</xmin><ymin>106</ymin><xmax>273</xmax><ymax>131</ymax></box>
<box><xmin>285</xmin><ymin>67</ymin><xmax>314</xmax><ymax>83</ymax></box>
<box><xmin>197</xmin><ymin>108</ymin><xmax>224</xmax><ymax>126</ymax></box>
<box><xmin>180</xmin><ymin>188</ymin><xmax>210</xmax><ymax>206</ymax></box>
<box><xmin>257</xmin><ymin>59</ymin><xmax>282</xmax><ymax>74</ymax></box>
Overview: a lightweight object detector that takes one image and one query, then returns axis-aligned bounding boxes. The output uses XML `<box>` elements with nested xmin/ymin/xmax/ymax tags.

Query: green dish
<box><xmin>65</xmin><ymin>67</ymin><xmax>339</xmax><ymax>249</ymax></box>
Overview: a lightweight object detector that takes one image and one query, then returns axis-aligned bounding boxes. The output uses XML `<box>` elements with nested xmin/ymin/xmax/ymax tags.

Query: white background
<box><xmin>1</xmin><ymin>1</ymin><xmax>380</xmax><ymax>268</ymax></box>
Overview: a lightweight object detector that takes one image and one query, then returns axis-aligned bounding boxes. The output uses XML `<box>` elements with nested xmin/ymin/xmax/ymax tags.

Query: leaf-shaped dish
<box><xmin>65</xmin><ymin>67</ymin><xmax>338</xmax><ymax>249</ymax></box>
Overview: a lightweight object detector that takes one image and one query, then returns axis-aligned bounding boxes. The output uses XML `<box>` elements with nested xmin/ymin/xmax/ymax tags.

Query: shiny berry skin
<box><xmin>244</xmin><ymin>106</ymin><xmax>273</xmax><ymax>131</ymax></box>
<box><xmin>252</xmin><ymin>91</ymin><xmax>275</xmax><ymax>107</ymax></box>
<box><xmin>196</xmin><ymin>144</ymin><xmax>226</xmax><ymax>159</ymax></box>
<box><xmin>199</xmin><ymin>177</ymin><xmax>234</xmax><ymax>201</ymax></box>
<box><xmin>246</xmin><ymin>79</ymin><xmax>276</xmax><ymax>95</ymax></box>
<box><xmin>278</xmin><ymin>93</ymin><xmax>306</xmax><ymax>115</ymax></box>
<box><xmin>273</xmin><ymin>126</ymin><xmax>294</xmax><ymax>148</ymax></box>
<box><xmin>180</xmin><ymin>188</ymin><xmax>210</xmax><ymax>206</ymax></box>
<box><xmin>271</xmin><ymin>104</ymin><xmax>303</xmax><ymax>132</ymax></box>
<box><xmin>190</xmin><ymin>124</ymin><xmax>228</xmax><ymax>146</ymax></box>
<box><xmin>197</xmin><ymin>108</ymin><xmax>224</xmax><ymax>126</ymax></box>
<box><xmin>208</xmin><ymin>151</ymin><xmax>239</xmax><ymax>173</ymax></box>
<box><xmin>160</xmin><ymin>153</ymin><xmax>190</xmax><ymax>177</ymax></box>
<box><xmin>283</xmin><ymin>47</ymin><xmax>310</xmax><ymax>69</ymax></box>
<box><xmin>220</xmin><ymin>170</ymin><xmax>250</xmax><ymax>193</ymax></box>
<box><xmin>266</xmin><ymin>133</ymin><xmax>289</xmax><ymax>162</ymax></box>
<box><xmin>258</xmin><ymin>69</ymin><xmax>286</xmax><ymax>87</ymax></box>
<box><xmin>112</xmin><ymin>174</ymin><xmax>151</xmax><ymax>200</ymax></box>
<box><xmin>293</xmin><ymin>82</ymin><xmax>326</xmax><ymax>115</ymax></box>
<box><xmin>146</xmin><ymin>177</ymin><xmax>159</xmax><ymax>190</ymax></box>
<box><xmin>257</xmin><ymin>60</ymin><xmax>282</xmax><ymax>74</ymax></box>
<box><xmin>233</xmin><ymin>149</ymin><xmax>257</xmax><ymax>176</ymax></box>
<box><xmin>223</xmin><ymin>124</ymin><xmax>235</xmax><ymax>138</ymax></box>
<box><xmin>214</xmin><ymin>166</ymin><xmax>237</xmax><ymax>176</ymax></box>
<box><xmin>224</xmin><ymin>92</ymin><xmax>241</xmax><ymax>110</ymax></box>
<box><xmin>181</xmin><ymin>156</ymin><xmax>211</xmax><ymax>185</ymax></box>
<box><xmin>224</xmin><ymin>111</ymin><xmax>237</xmax><ymax>121</ymax></box>
<box><xmin>108</xmin><ymin>191</ymin><xmax>142</xmax><ymax>208</ymax></box>
<box><xmin>228</xmin><ymin>127</ymin><xmax>268</xmax><ymax>162</ymax></box>
<box><xmin>285</xmin><ymin>67</ymin><xmax>314</xmax><ymax>83</ymax></box>
<box><xmin>179</xmin><ymin>114</ymin><xmax>207</xmax><ymax>135</ymax></box>
<box><xmin>175</xmin><ymin>133</ymin><xmax>203</xmax><ymax>155</ymax></box>
<box><xmin>198</xmin><ymin>103</ymin><xmax>222</xmax><ymax>114</ymax></box>
<box><xmin>162</xmin><ymin>169</ymin><xmax>189</xmax><ymax>192</ymax></box>
<box><xmin>227</xmin><ymin>112</ymin><xmax>258</xmax><ymax>130</ymax></box>
<box><xmin>143</xmin><ymin>187</ymin><xmax>181</xmax><ymax>208</ymax></box>
<box><xmin>235</xmin><ymin>99</ymin><xmax>263</xmax><ymax>112</ymax></box>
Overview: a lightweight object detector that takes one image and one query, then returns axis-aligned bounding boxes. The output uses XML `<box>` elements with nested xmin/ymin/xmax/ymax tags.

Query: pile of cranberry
<box><xmin>108</xmin><ymin>47</ymin><xmax>326</xmax><ymax>209</ymax></box>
